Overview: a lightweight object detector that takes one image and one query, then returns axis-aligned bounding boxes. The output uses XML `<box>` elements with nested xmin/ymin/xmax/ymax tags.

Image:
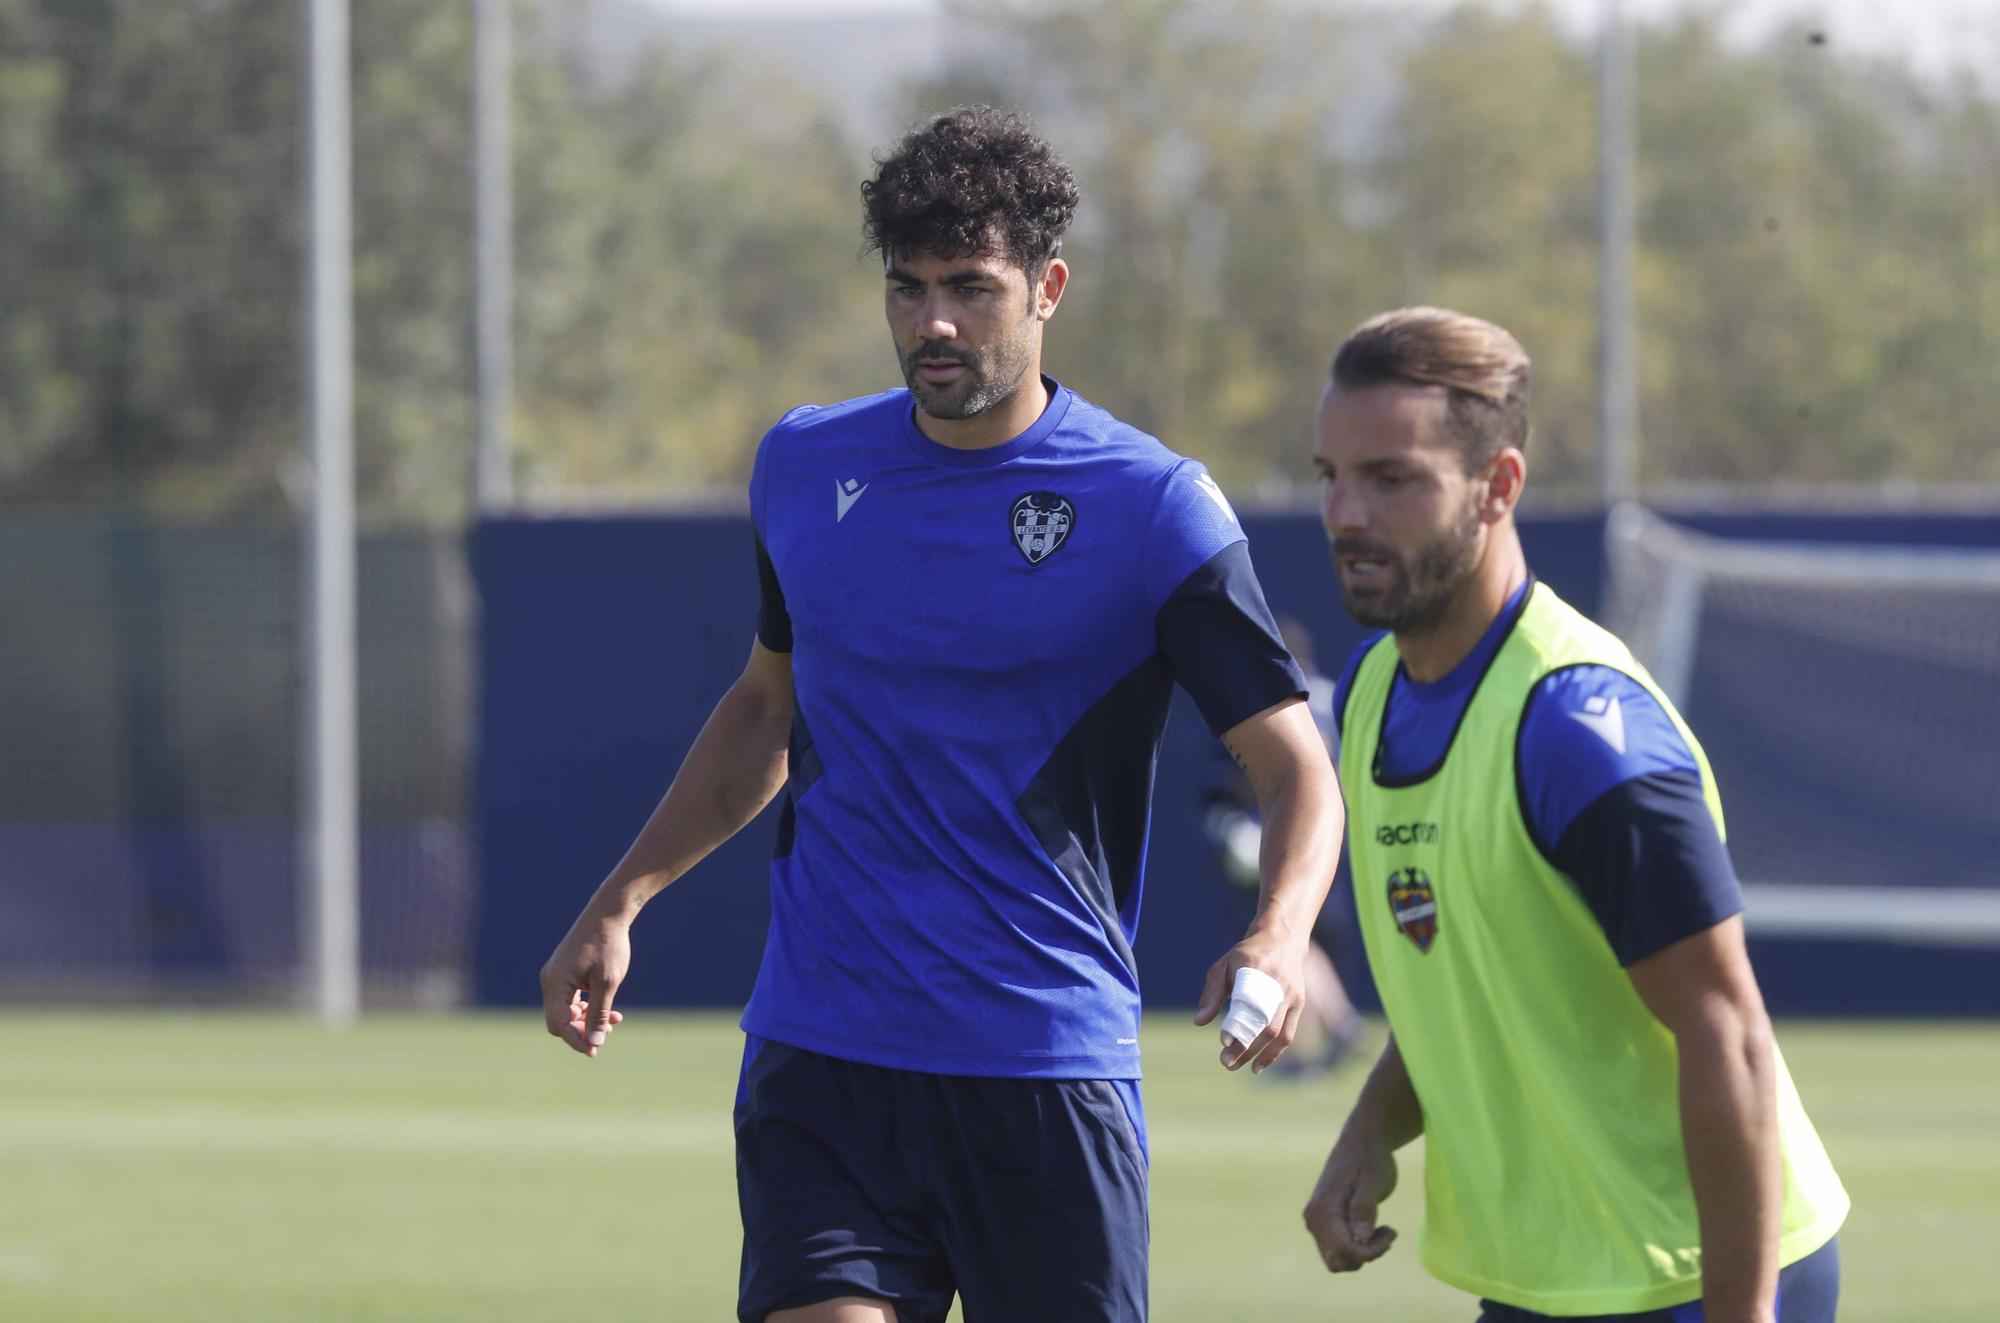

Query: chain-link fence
<box><xmin>0</xmin><ymin>2</ymin><xmax>479</xmax><ymax>1003</ymax></box>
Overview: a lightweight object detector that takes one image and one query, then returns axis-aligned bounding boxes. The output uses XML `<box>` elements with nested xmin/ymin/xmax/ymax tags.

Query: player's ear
<box><xmin>1035</xmin><ymin>256</ymin><xmax>1069</xmax><ymax>321</ymax></box>
<box><xmin>1479</xmin><ymin>447</ymin><xmax>1526</xmax><ymax>523</ymax></box>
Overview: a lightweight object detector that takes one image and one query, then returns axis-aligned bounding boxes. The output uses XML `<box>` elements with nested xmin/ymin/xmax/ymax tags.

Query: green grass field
<box><xmin>3</xmin><ymin>1014</ymin><xmax>1995</xmax><ymax>1321</ymax></box>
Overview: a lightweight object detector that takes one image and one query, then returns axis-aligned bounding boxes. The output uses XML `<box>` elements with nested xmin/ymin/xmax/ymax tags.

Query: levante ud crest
<box><xmin>1387</xmin><ymin>867</ymin><xmax>1438</xmax><ymax>953</ymax></box>
<box><xmin>1011</xmin><ymin>492</ymin><xmax>1075</xmax><ymax>565</ymax></box>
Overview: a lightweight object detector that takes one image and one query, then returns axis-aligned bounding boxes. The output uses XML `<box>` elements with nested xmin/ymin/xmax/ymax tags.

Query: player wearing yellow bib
<box><xmin>1299</xmin><ymin>309</ymin><xmax>1848</xmax><ymax>1322</ymax></box>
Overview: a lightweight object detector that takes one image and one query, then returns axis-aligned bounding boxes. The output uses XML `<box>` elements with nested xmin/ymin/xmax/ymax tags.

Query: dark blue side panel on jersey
<box><xmin>772</xmin><ymin>711</ymin><xmax>824</xmax><ymax>861</ymax></box>
<box><xmin>1017</xmin><ymin>655</ymin><xmax>1176</xmax><ymax>978</ymax></box>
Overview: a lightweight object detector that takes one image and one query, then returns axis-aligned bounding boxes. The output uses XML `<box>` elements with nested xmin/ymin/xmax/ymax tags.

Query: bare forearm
<box><xmin>1245</xmin><ymin>754</ymin><xmax>1344</xmax><ymax>946</ymax></box>
<box><xmin>1679</xmin><ymin>1010</ymin><xmax>1783</xmax><ymax>1321</ymax></box>
<box><xmin>587</xmin><ymin>680</ymin><xmax>791</xmax><ymax>920</ymax></box>
<box><xmin>1342</xmin><ymin>1034</ymin><xmax>1424</xmax><ymax>1152</ymax></box>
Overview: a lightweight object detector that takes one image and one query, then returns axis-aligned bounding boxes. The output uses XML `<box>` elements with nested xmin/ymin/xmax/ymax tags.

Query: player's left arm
<box><xmin>1628</xmin><ymin>919</ymin><xmax>1783</xmax><ymax>1323</ymax></box>
<box><xmin>1146</xmin><ymin>463</ymin><xmax>1342</xmax><ymax>1072</ymax></box>
<box><xmin>1192</xmin><ymin>698</ymin><xmax>1346</xmax><ymax>1072</ymax></box>
<box><xmin>1525</xmin><ymin>666</ymin><xmax>1781</xmax><ymax>1323</ymax></box>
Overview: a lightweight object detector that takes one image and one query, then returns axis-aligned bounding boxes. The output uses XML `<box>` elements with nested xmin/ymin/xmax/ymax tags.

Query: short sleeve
<box><xmin>750</xmin><ymin>416</ymin><xmax>796</xmax><ymax>653</ymax></box>
<box><xmin>1143</xmin><ymin>461</ymin><xmax>1249</xmax><ymax>605</ymax></box>
<box><xmin>749</xmin><ymin>406</ymin><xmax>810</xmax><ymax>536</ymax></box>
<box><xmin>1519</xmin><ymin>666</ymin><xmax>1742</xmax><ymax>964</ymax></box>
<box><xmin>1518</xmin><ymin>666</ymin><xmax>1702</xmax><ymax>847</ymax></box>
<box><xmin>1157</xmin><ymin>543</ymin><xmax>1308</xmax><ymax>736</ymax></box>
<box><xmin>1550</xmin><ymin>772</ymin><xmax>1744</xmax><ymax>965</ymax></box>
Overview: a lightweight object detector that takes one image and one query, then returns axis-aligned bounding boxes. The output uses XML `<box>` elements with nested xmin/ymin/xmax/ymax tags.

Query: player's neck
<box><xmin>915</xmin><ymin>367</ymin><xmax>1050</xmax><ymax>452</ymax></box>
<box><xmin>1394</xmin><ymin>529</ymin><xmax>1529</xmax><ymax>684</ymax></box>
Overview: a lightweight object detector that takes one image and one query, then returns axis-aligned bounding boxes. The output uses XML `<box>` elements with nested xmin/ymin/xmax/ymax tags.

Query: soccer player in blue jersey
<box><xmin>538</xmin><ymin>106</ymin><xmax>1344</xmax><ymax>1323</ymax></box>
<box><xmin>1298</xmin><ymin>309</ymin><xmax>1846</xmax><ymax>1322</ymax></box>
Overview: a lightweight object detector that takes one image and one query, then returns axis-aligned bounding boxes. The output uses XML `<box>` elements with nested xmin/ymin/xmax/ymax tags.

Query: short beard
<box><xmin>1337</xmin><ymin>505</ymin><xmax>1483</xmax><ymax>635</ymax></box>
<box><xmin>899</xmin><ymin>310</ymin><xmax>1038</xmax><ymax>421</ymax></box>
<box><xmin>907</xmin><ymin>362</ymin><xmax>1011</xmax><ymax>420</ymax></box>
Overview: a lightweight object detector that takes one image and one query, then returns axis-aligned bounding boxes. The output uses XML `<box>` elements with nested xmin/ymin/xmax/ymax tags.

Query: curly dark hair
<box><xmin>862</xmin><ymin>105</ymin><xmax>1079</xmax><ymax>272</ymax></box>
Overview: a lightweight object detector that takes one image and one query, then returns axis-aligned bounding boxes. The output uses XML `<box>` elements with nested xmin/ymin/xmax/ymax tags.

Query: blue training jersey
<box><xmin>743</xmin><ymin>378</ymin><xmax>1306</xmax><ymax>1079</ymax></box>
<box><xmin>1332</xmin><ymin>578</ymin><xmax>1743</xmax><ymax>966</ymax></box>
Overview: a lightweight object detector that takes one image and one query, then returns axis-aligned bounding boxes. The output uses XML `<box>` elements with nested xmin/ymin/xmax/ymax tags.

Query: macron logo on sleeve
<box><xmin>1568</xmin><ymin>694</ymin><xmax>1628</xmax><ymax>755</ymax></box>
<box><xmin>1193</xmin><ymin>472</ymin><xmax>1237</xmax><ymax>522</ymax></box>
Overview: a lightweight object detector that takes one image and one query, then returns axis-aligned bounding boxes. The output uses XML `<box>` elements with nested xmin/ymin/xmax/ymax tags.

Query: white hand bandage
<box><xmin>1218</xmin><ymin>967</ymin><xmax>1284</xmax><ymax>1051</ymax></box>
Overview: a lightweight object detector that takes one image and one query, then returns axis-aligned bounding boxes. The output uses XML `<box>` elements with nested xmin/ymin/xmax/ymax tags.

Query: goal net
<box><xmin>1602</xmin><ymin>504</ymin><xmax>2000</xmax><ymax>946</ymax></box>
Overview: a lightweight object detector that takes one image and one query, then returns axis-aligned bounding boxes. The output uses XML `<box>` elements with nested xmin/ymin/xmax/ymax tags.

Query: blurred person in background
<box><xmin>1202</xmin><ymin>614</ymin><xmax>1364</xmax><ymax>1077</ymax></box>
<box><xmin>538</xmin><ymin>106</ymin><xmax>1343</xmax><ymax>1323</ymax></box>
<box><xmin>1299</xmin><ymin>308</ymin><xmax>1848</xmax><ymax>1322</ymax></box>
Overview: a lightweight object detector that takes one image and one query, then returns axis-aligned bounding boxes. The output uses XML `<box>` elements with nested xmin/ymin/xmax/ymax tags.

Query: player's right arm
<box><xmin>539</xmin><ymin>638</ymin><xmax>794</xmax><ymax>1057</ymax></box>
<box><xmin>1303</xmin><ymin>1034</ymin><xmax>1422</xmax><ymax>1272</ymax></box>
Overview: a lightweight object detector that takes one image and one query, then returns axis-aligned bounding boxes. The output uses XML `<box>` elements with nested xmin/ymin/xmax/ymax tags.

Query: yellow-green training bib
<box><xmin>1341</xmin><ymin>581</ymin><xmax>1848</xmax><ymax>1314</ymax></box>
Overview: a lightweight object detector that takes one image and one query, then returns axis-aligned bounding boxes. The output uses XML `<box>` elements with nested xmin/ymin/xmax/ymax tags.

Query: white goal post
<box><xmin>1602</xmin><ymin>504</ymin><xmax>2000</xmax><ymax>945</ymax></box>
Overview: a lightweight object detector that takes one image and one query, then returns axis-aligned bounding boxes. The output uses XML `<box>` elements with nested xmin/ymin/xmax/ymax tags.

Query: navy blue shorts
<box><xmin>1476</xmin><ymin>1235</ymin><xmax>1840</xmax><ymax>1322</ymax></box>
<box><xmin>733</xmin><ymin>1035</ymin><xmax>1149</xmax><ymax>1323</ymax></box>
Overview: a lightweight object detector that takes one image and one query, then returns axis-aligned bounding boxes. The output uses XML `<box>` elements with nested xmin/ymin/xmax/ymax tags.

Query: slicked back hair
<box><xmin>1330</xmin><ymin>307</ymin><xmax>1532</xmax><ymax>469</ymax></box>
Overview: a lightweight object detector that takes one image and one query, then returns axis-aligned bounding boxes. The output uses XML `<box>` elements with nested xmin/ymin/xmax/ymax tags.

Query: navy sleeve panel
<box><xmin>1142</xmin><ymin>460</ymin><xmax>1250</xmax><ymax>606</ymax></box>
<box><xmin>1551</xmin><ymin>768</ymin><xmax>1745</xmax><ymax>966</ymax></box>
<box><xmin>1157</xmin><ymin>542</ymin><xmax>1308</xmax><ymax>737</ymax></box>
<box><xmin>748</xmin><ymin>409</ymin><xmax>798</xmax><ymax>653</ymax></box>
<box><xmin>755</xmin><ymin>535</ymin><xmax>793</xmax><ymax>653</ymax></box>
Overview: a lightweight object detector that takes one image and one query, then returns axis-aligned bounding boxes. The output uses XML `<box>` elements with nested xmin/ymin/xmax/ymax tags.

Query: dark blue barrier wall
<box><xmin>475</xmin><ymin>508</ymin><xmax>2000</xmax><ymax>1017</ymax></box>
<box><xmin>473</xmin><ymin>515</ymin><xmax>781</xmax><ymax>1011</ymax></box>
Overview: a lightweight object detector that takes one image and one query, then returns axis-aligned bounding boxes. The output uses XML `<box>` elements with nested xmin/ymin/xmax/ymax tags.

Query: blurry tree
<box><xmin>920</xmin><ymin>0</ymin><xmax>1395</xmax><ymax>493</ymax></box>
<box><xmin>508</xmin><ymin>16</ymin><xmax>885</xmax><ymax>502</ymax></box>
<box><xmin>1637</xmin><ymin>17</ymin><xmax>2000</xmax><ymax>487</ymax></box>
<box><xmin>0</xmin><ymin>0</ymin><xmax>1992</xmax><ymax>514</ymax></box>
<box><xmin>1370</xmin><ymin>2</ymin><xmax>1600</xmax><ymax>494</ymax></box>
<box><xmin>0</xmin><ymin>0</ymin><xmax>301</xmax><ymax>514</ymax></box>
<box><xmin>349</xmin><ymin>1</ymin><xmax>475</xmax><ymax>518</ymax></box>
<box><xmin>0</xmin><ymin>0</ymin><xmax>77</xmax><ymax>487</ymax></box>
<box><xmin>0</xmin><ymin>0</ymin><xmax>475</xmax><ymax>518</ymax></box>
<box><xmin>916</xmin><ymin>0</ymin><xmax>1602</xmax><ymax>494</ymax></box>
<box><xmin>921</xmin><ymin>0</ymin><xmax>1997</xmax><ymax>500</ymax></box>
<box><xmin>0</xmin><ymin>0</ymin><xmax>884</xmax><ymax>518</ymax></box>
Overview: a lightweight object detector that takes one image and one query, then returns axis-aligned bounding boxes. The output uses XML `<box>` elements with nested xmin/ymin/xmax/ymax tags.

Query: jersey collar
<box><xmin>899</xmin><ymin>375</ymin><xmax>1073</xmax><ymax>468</ymax></box>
